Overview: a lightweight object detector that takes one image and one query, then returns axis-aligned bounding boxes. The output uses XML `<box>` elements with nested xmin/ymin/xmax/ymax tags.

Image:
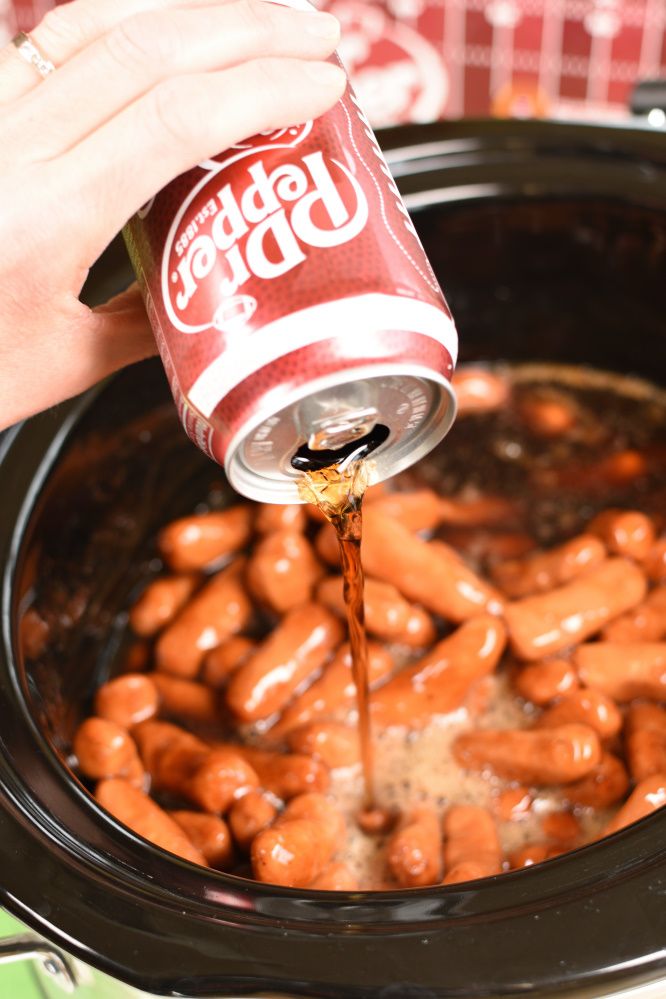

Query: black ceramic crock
<box><xmin>1</xmin><ymin>119</ymin><xmax>666</xmax><ymax>999</ymax></box>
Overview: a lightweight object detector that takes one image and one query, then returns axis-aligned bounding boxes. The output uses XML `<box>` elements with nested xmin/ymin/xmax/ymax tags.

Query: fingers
<box><xmin>0</xmin><ymin>285</ymin><xmax>156</xmax><ymax>430</ymax></box>
<box><xmin>60</xmin><ymin>55</ymin><xmax>346</xmax><ymax>263</ymax></box>
<box><xmin>11</xmin><ymin>1</ymin><xmax>341</xmax><ymax>162</ymax></box>
<box><xmin>0</xmin><ymin>0</ymin><xmax>230</xmax><ymax>103</ymax></box>
<box><xmin>0</xmin><ymin>0</ymin><xmax>272</xmax><ymax>104</ymax></box>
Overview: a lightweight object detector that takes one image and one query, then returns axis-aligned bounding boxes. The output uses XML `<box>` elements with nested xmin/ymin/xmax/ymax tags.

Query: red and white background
<box><xmin>4</xmin><ymin>0</ymin><xmax>666</xmax><ymax>124</ymax></box>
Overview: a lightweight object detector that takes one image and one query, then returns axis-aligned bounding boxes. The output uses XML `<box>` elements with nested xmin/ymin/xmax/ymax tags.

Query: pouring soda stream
<box><xmin>124</xmin><ymin>37</ymin><xmax>458</xmax><ymax>813</ymax></box>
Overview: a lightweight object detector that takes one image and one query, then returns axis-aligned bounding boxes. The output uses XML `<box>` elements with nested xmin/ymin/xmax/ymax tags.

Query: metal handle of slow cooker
<box><xmin>630</xmin><ymin>79</ymin><xmax>666</xmax><ymax>116</ymax></box>
<box><xmin>0</xmin><ymin>934</ymin><xmax>78</xmax><ymax>993</ymax></box>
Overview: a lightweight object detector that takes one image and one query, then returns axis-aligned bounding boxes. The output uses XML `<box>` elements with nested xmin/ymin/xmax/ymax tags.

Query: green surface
<box><xmin>0</xmin><ymin>909</ymin><xmax>43</xmax><ymax>997</ymax></box>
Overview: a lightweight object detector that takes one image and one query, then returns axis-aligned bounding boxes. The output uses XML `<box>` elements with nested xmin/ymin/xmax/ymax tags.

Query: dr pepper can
<box><xmin>123</xmin><ymin>2</ymin><xmax>458</xmax><ymax>502</ymax></box>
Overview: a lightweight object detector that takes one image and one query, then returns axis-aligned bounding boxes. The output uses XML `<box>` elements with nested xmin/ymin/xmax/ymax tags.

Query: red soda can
<box><xmin>124</xmin><ymin>37</ymin><xmax>457</xmax><ymax>501</ymax></box>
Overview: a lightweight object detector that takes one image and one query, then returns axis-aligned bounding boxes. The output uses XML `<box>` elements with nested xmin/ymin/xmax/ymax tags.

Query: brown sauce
<box><xmin>61</xmin><ymin>363</ymin><xmax>666</xmax><ymax>889</ymax></box>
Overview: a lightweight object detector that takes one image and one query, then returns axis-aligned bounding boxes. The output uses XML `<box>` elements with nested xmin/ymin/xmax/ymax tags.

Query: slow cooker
<box><xmin>0</xmin><ymin>118</ymin><xmax>665</xmax><ymax>998</ymax></box>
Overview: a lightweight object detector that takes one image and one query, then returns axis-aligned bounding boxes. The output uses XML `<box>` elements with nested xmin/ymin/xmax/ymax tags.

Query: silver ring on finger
<box><xmin>12</xmin><ymin>32</ymin><xmax>56</xmax><ymax>80</ymax></box>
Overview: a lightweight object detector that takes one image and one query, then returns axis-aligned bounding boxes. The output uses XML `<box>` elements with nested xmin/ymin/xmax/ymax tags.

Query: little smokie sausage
<box><xmin>540</xmin><ymin>811</ymin><xmax>580</xmax><ymax>844</ymax></box>
<box><xmin>96</xmin><ymin>778</ymin><xmax>206</xmax><ymax>866</ymax></box>
<box><xmin>537</xmin><ymin>688</ymin><xmax>622</xmax><ymax>741</ymax></box>
<box><xmin>158</xmin><ymin>506</ymin><xmax>252</xmax><ymax>571</ymax></box>
<box><xmin>505</xmin><ymin>558</ymin><xmax>647</xmax><ymax>661</ymax></box>
<box><xmin>169</xmin><ymin>810</ymin><xmax>233</xmax><ymax>869</ymax></box>
<box><xmin>74</xmin><ymin>718</ymin><xmax>144</xmax><ymax>784</ymax></box>
<box><xmin>287</xmin><ymin>721</ymin><xmax>359</xmax><ymax>768</ymax></box>
<box><xmin>602</xmin><ymin>586</ymin><xmax>666</xmax><ymax>643</ymax></box>
<box><xmin>644</xmin><ymin>539</ymin><xmax>666</xmax><ymax>583</ymax></box>
<box><xmin>564</xmin><ymin>753</ymin><xmax>629</xmax><ymax>809</ymax></box>
<box><xmin>129</xmin><ymin>575</ymin><xmax>198</xmax><ymax>637</ymax></box>
<box><xmin>228</xmin><ymin>791</ymin><xmax>278</xmax><ymax>851</ymax></box>
<box><xmin>252</xmin><ymin>822</ymin><xmax>331</xmax><ymax>887</ymax></box>
<box><xmin>624</xmin><ymin>703</ymin><xmax>666</xmax><ymax>782</ymax></box>
<box><xmin>132</xmin><ymin>720</ymin><xmax>206</xmax><ymax>778</ymax></box>
<box><xmin>316</xmin><ymin>575</ymin><xmax>435</xmax><ymax>648</ymax></box>
<box><xmin>437</xmin><ymin>494</ymin><xmax>519</xmax><ymax>528</ymax></box>
<box><xmin>133</xmin><ymin>721</ymin><xmax>258</xmax><ymax>812</ymax></box>
<box><xmin>94</xmin><ymin>674</ymin><xmax>159</xmax><ymax>729</ymax></box>
<box><xmin>235</xmin><ymin>746</ymin><xmax>329</xmax><ymax>799</ymax></box>
<box><xmin>453</xmin><ymin>724</ymin><xmax>601</xmax><ymax>784</ymax></box>
<box><xmin>371</xmin><ymin>617</ymin><xmax>506</xmax><ymax>728</ymax></box>
<box><xmin>308</xmin><ymin>862</ymin><xmax>359</xmax><ymax>891</ymax></box>
<box><xmin>509</xmin><ymin>843</ymin><xmax>564</xmax><ymax>869</ymax></box>
<box><xmin>149</xmin><ymin>673</ymin><xmax>219</xmax><ymax>725</ymax></box>
<box><xmin>226</xmin><ymin>604</ymin><xmax>342</xmax><ymax>722</ymax></box>
<box><xmin>360</xmin><ymin>509</ymin><xmax>504</xmax><ymax>622</ymax></box>
<box><xmin>255</xmin><ymin>503</ymin><xmax>306</xmax><ymax>534</ymax></box>
<box><xmin>270</xmin><ymin>642</ymin><xmax>393</xmax><ymax>737</ymax></box>
<box><xmin>587</xmin><ymin>509</ymin><xmax>655</xmax><ymax>562</ymax></box>
<box><xmin>188</xmin><ymin>748</ymin><xmax>261</xmax><ymax>814</ymax></box>
<box><xmin>452</xmin><ymin>368</ymin><xmax>509</xmax><ymax>415</ymax></box>
<box><xmin>443</xmin><ymin>805</ymin><xmax>501</xmax><ymax>885</ymax></box>
<box><xmin>441</xmin><ymin>529</ymin><xmax>536</xmax><ymax>564</ymax></box>
<box><xmin>515</xmin><ymin>388</ymin><xmax>578</xmax><ymax>438</ymax></box>
<box><xmin>251</xmin><ymin>793</ymin><xmax>345</xmax><ymax>888</ymax></box>
<box><xmin>246</xmin><ymin>531</ymin><xmax>323</xmax><ymax>614</ymax></box>
<box><xmin>369</xmin><ymin>488</ymin><xmax>445</xmax><ymax>533</ymax></box>
<box><xmin>603</xmin><ymin>775</ymin><xmax>666</xmax><ymax>836</ymax></box>
<box><xmin>513</xmin><ymin>659</ymin><xmax>579</xmax><ymax>706</ymax></box>
<box><xmin>202</xmin><ymin>636</ymin><xmax>256</xmax><ymax>688</ymax></box>
<box><xmin>491</xmin><ymin>534</ymin><xmax>606</xmax><ymax>599</ymax></box>
<box><xmin>575</xmin><ymin>642</ymin><xmax>666</xmax><ymax>701</ymax></box>
<box><xmin>492</xmin><ymin>787</ymin><xmax>531</xmax><ymax>822</ymax></box>
<box><xmin>155</xmin><ymin>561</ymin><xmax>252</xmax><ymax>677</ymax></box>
<box><xmin>387</xmin><ymin>805</ymin><xmax>442</xmax><ymax>888</ymax></box>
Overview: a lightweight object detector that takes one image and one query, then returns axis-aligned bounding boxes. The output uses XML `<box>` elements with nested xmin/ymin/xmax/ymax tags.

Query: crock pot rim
<box><xmin>1</xmin><ymin>116</ymin><xmax>666</xmax><ymax>996</ymax></box>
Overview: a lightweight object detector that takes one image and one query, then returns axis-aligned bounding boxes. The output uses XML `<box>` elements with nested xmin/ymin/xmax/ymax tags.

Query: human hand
<box><xmin>0</xmin><ymin>0</ymin><xmax>344</xmax><ymax>429</ymax></box>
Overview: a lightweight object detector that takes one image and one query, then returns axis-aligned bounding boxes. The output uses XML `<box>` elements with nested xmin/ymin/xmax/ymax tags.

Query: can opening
<box><xmin>290</xmin><ymin>423</ymin><xmax>390</xmax><ymax>472</ymax></box>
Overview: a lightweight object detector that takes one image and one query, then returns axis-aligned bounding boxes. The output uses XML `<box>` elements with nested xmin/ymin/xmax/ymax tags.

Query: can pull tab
<box><xmin>292</xmin><ymin>382</ymin><xmax>389</xmax><ymax>472</ymax></box>
<box><xmin>307</xmin><ymin>405</ymin><xmax>379</xmax><ymax>452</ymax></box>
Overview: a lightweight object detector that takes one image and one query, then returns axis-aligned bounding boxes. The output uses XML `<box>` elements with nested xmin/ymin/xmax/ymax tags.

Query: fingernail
<box><xmin>303</xmin><ymin>61</ymin><xmax>345</xmax><ymax>87</ymax></box>
<box><xmin>304</xmin><ymin>11</ymin><xmax>340</xmax><ymax>39</ymax></box>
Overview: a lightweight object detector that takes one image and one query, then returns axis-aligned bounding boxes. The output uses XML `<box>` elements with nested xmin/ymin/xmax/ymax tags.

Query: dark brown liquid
<box><xmin>299</xmin><ymin>462</ymin><xmax>375</xmax><ymax>808</ymax></box>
